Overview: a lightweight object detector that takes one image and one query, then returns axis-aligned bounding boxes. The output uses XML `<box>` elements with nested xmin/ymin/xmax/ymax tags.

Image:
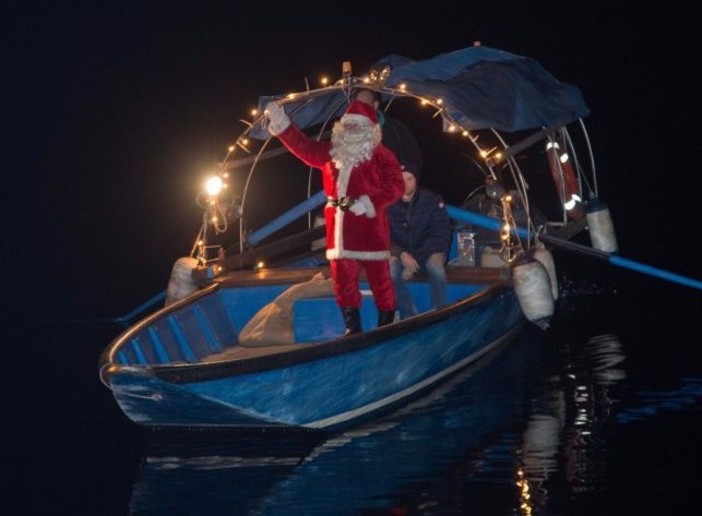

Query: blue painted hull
<box><xmin>102</xmin><ymin>281</ymin><xmax>524</xmax><ymax>430</ymax></box>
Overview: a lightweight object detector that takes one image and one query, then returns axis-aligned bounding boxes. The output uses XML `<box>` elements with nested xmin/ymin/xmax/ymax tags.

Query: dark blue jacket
<box><xmin>388</xmin><ymin>188</ymin><xmax>452</xmax><ymax>269</ymax></box>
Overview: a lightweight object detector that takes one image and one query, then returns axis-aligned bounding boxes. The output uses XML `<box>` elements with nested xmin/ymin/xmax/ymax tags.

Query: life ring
<box><xmin>546</xmin><ymin>138</ymin><xmax>583</xmax><ymax>220</ymax></box>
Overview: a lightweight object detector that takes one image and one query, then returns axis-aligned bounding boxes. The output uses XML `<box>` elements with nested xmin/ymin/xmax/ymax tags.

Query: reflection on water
<box><xmin>616</xmin><ymin>377</ymin><xmax>702</xmax><ymax>423</ymax></box>
<box><xmin>528</xmin><ymin>332</ymin><xmax>626</xmax><ymax>509</ymax></box>
<box><xmin>128</xmin><ymin>296</ymin><xmax>700</xmax><ymax>515</ymax></box>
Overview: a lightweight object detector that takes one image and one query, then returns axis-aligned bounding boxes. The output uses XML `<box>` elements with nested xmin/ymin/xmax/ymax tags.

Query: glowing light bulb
<box><xmin>205</xmin><ymin>175</ymin><xmax>224</xmax><ymax>197</ymax></box>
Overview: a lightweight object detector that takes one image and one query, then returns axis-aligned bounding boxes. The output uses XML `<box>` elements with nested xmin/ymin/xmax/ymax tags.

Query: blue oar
<box><xmin>248</xmin><ymin>190</ymin><xmax>327</xmax><ymax>246</ymax></box>
<box><xmin>446</xmin><ymin>204</ymin><xmax>702</xmax><ymax>291</ymax></box>
<box><xmin>109</xmin><ymin>289</ymin><xmax>168</xmax><ymax>326</ymax></box>
<box><xmin>446</xmin><ymin>204</ymin><xmax>529</xmax><ymax>239</ymax></box>
<box><xmin>110</xmin><ymin>202</ymin><xmax>699</xmax><ymax>327</ymax></box>
<box><xmin>39</xmin><ymin>288</ymin><xmax>168</xmax><ymax>327</ymax></box>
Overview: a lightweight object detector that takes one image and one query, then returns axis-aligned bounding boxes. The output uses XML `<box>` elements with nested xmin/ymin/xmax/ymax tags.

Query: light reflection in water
<box><xmin>516</xmin><ymin>331</ymin><xmax>626</xmax><ymax>513</ymax></box>
<box><xmin>129</xmin><ymin>316</ymin><xmax>699</xmax><ymax>515</ymax></box>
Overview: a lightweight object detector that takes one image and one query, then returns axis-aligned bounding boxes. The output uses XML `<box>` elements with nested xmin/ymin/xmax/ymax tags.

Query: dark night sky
<box><xmin>8</xmin><ymin>2</ymin><xmax>700</xmax><ymax>322</ymax></box>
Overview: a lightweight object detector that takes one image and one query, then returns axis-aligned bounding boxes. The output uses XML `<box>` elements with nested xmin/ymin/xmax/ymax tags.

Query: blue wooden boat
<box><xmin>100</xmin><ymin>266</ymin><xmax>520</xmax><ymax>428</ymax></box>
<box><xmin>99</xmin><ymin>44</ymin><xmax>630</xmax><ymax>430</ymax></box>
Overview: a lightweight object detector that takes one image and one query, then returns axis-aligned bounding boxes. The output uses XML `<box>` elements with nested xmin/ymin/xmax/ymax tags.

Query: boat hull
<box><xmin>103</xmin><ymin>287</ymin><xmax>524</xmax><ymax>430</ymax></box>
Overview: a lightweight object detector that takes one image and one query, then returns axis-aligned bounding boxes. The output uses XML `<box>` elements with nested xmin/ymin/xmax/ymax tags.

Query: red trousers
<box><xmin>330</xmin><ymin>259</ymin><xmax>396</xmax><ymax>311</ymax></box>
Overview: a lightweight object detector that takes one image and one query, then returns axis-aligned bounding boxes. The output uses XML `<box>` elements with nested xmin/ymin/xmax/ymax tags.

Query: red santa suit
<box><xmin>267</xmin><ymin>100</ymin><xmax>404</xmax><ymax>312</ymax></box>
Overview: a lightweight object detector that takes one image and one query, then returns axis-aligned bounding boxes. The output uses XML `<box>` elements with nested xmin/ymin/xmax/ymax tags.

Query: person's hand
<box><xmin>264</xmin><ymin>102</ymin><xmax>290</xmax><ymax>134</ymax></box>
<box><xmin>400</xmin><ymin>252</ymin><xmax>419</xmax><ymax>279</ymax></box>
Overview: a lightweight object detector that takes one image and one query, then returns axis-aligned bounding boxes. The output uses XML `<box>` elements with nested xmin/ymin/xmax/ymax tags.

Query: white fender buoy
<box><xmin>165</xmin><ymin>257</ymin><xmax>199</xmax><ymax>306</ymax></box>
<box><xmin>586</xmin><ymin>198</ymin><xmax>618</xmax><ymax>253</ymax></box>
<box><xmin>533</xmin><ymin>242</ymin><xmax>559</xmax><ymax>301</ymax></box>
<box><xmin>513</xmin><ymin>256</ymin><xmax>554</xmax><ymax>330</ymax></box>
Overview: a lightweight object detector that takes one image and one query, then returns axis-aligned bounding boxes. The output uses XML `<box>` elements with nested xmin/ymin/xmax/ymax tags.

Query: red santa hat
<box><xmin>340</xmin><ymin>100</ymin><xmax>378</xmax><ymax>125</ymax></box>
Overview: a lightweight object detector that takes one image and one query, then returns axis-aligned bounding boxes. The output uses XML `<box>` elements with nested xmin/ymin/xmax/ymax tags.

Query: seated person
<box><xmin>388</xmin><ymin>163</ymin><xmax>452</xmax><ymax>319</ymax></box>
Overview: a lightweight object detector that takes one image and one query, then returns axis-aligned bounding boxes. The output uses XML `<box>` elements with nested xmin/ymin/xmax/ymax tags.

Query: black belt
<box><xmin>327</xmin><ymin>196</ymin><xmax>356</xmax><ymax>211</ymax></box>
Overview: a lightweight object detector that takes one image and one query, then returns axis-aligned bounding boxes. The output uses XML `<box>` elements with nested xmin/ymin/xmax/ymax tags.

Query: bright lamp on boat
<box><xmin>205</xmin><ymin>175</ymin><xmax>224</xmax><ymax>197</ymax></box>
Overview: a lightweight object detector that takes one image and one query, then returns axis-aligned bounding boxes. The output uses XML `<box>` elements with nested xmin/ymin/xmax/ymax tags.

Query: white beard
<box><xmin>329</xmin><ymin>120</ymin><xmax>382</xmax><ymax>171</ymax></box>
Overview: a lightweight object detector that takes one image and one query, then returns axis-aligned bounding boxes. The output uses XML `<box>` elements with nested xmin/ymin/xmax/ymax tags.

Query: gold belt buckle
<box><xmin>329</xmin><ymin>197</ymin><xmax>355</xmax><ymax>211</ymax></box>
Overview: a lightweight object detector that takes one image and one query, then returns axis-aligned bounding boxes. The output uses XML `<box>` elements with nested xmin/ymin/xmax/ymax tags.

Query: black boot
<box><xmin>377</xmin><ymin>309</ymin><xmax>396</xmax><ymax>327</ymax></box>
<box><xmin>341</xmin><ymin>307</ymin><xmax>362</xmax><ymax>336</ymax></box>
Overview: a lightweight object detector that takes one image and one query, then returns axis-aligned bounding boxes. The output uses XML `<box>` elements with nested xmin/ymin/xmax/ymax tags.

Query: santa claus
<box><xmin>265</xmin><ymin>99</ymin><xmax>405</xmax><ymax>335</ymax></box>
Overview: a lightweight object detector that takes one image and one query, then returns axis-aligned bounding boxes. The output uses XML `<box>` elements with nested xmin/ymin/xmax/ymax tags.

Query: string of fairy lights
<box><xmin>193</xmin><ymin>65</ymin><xmax>534</xmax><ymax>266</ymax></box>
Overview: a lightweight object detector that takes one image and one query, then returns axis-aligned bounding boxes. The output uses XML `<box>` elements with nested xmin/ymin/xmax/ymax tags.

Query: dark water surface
<box><xmin>12</xmin><ymin>271</ymin><xmax>701</xmax><ymax>515</ymax></box>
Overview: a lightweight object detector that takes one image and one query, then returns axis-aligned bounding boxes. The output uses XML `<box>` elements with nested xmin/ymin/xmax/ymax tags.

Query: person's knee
<box><xmin>426</xmin><ymin>253</ymin><xmax>447</xmax><ymax>278</ymax></box>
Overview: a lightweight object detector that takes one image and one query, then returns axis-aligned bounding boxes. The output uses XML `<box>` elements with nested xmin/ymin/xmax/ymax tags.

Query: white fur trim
<box><xmin>341</xmin><ymin>113</ymin><xmax>375</xmax><ymax>126</ymax></box>
<box><xmin>327</xmin><ymin>207</ymin><xmax>387</xmax><ymax>260</ymax></box>
<box><xmin>357</xmin><ymin>195</ymin><xmax>376</xmax><ymax>218</ymax></box>
<box><xmin>333</xmin><ymin>203</ymin><xmax>344</xmax><ymax>252</ymax></box>
<box><xmin>326</xmin><ymin>249</ymin><xmax>390</xmax><ymax>260</ymax></box>
<box><xmin>336</xmin><ymin>164</ymin><xmax>351</xmax><ymax>198</ymax></box>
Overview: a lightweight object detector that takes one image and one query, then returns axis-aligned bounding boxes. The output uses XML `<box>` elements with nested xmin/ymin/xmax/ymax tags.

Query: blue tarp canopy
<box><xmin>250</xmin><ymin>45</ymin><xmax>589</xmax><ymax>140</ymax></box>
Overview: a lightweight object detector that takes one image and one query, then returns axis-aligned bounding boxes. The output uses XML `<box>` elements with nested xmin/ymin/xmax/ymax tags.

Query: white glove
<box><xmin>348</xmin><ymin>194</ymin><xmax>376</xmax><ymax>218</ymax></box>
<box><xmin>264</xmin><ymin>102</ymin><xmax>290</xmax><ymax>135</ymax></box>
<box><xmin>349</xmin><ymin>199</ymin><xmax>367</xmax><ymax>216</ymax></box>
